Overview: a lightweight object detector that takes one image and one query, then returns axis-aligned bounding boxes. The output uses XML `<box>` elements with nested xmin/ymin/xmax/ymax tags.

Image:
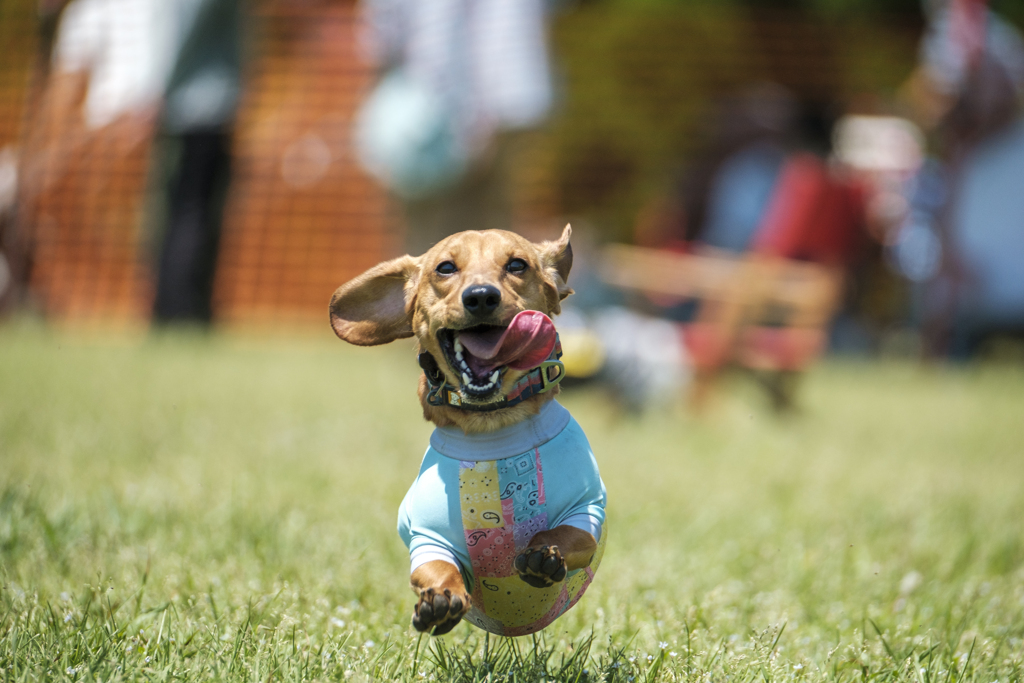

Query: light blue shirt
<box><xmin>397</xmin><ymin>400</ymin><xmax>605</xmax><ymax>587</ymax></box>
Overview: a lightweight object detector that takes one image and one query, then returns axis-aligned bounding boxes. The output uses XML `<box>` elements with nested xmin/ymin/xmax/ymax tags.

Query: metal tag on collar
<box><xmin>426</xmin><ymin>381</ymin><xmax>444</xmax><ymax>406</ymax></box>
<box><xmin>537</xmin><ymin>359</ymin><xmax>565</xmax><ymax>394</ymax></box>
<box><xmin>430</xmin><ymin>384</ymin><xmax>463</xmax><ymax>407</ymax></box>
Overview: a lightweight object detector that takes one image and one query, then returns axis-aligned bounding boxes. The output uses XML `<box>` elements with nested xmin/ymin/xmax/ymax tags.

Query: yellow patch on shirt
<box><xmin>478</xmin><ymin>575</ymin><xmax>561</xmax><ymax>628</ymax></box>
<box><xmin>459</xmin><ymin>461</ymin><xmax>503</xmax><ymax>529</ymax></box>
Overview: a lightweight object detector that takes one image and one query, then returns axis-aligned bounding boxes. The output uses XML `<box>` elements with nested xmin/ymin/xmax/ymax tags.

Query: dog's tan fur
<box><xmin>330</xmin><ymin>226</ymin><xmax>597</xmax><ymax>634</ymax></box>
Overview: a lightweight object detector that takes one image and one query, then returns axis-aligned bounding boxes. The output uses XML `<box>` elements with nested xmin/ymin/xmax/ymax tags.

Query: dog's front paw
<box><xmin>514</xmin><ymin>545</ymin><xmax>567</xmax><ymax>588</ymax></box>
<box><xmin>412</xmin><ymin>587</ymin><xmax>470</xmax><ymax>636</ymax></box>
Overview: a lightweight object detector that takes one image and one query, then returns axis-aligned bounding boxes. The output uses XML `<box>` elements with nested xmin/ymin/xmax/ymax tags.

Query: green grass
<box><xmin>1</xmin><ymin>322</ymin><xmax>1023</xmax><ymax>682</ymax></box>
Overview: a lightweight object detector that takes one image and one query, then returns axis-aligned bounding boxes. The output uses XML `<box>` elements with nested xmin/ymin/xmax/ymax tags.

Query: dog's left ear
<box><xmin>330</xmin><ymin>255</ymin><xmax>422</xmax><ymax>345</ymax></box>
<box><xmin>539</xmin><ymin>224</ymin><xmax>574</xmax><ymax>305</ymax></box>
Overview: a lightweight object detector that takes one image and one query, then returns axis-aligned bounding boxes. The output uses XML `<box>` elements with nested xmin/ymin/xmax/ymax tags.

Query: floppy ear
<box><xmin>329</xmin><ymin>255</ymin><xmax>421</xmax><ymax>345</ymax></box>
<box><xmin>539</xmin><ymin>224</ymin><xmax>574</xmax><ymax>302</ymax></box>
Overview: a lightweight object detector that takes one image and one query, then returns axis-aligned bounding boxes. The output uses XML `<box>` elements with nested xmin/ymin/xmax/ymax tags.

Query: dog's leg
<box><xmin>409</xmin><ymin>560</ymin><xmax>471</xmax><ymax>636</ymax></box>
<box><xmin>515</xmin><ymin>525</ymin><xmax>597</xmax><ymax>588</ymax></box>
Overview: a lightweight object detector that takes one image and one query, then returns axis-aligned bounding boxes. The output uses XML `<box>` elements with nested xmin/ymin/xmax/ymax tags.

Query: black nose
<box><xmin>462</xmin><ymin>284</ymin><xmax>501</xmax><ymax>317</ymax></box>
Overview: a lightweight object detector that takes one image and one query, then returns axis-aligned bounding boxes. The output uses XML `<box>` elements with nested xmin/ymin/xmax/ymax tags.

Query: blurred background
<box><xmin>0</xmin><ymin>0</ymin><xmax>1023</xmax><ymax>409</ymax></box>
<box><xmin>3</xmin><ymin>2</ymin><xmax>1024</xmax><ymax>678</ymax></box>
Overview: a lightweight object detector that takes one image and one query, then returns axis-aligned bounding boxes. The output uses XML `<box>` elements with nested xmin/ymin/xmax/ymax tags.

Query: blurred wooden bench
<box><xmin>600</xmin><ymin>243</ymin><xmax>844</xmax><ymax>409</ymax></box>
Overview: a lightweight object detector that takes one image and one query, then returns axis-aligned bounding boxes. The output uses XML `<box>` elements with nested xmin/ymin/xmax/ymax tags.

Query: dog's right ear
<box><xmin>329</xmin><ymin>255</ymin><xmax>422</xmax><ymax>345</ymax></box>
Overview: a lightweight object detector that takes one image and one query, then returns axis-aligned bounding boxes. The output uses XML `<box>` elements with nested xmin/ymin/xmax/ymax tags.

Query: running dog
<box><xmin>329</xmin><ymin>225</ymin><xmax>606</xmax><ymax>636</ymax></box>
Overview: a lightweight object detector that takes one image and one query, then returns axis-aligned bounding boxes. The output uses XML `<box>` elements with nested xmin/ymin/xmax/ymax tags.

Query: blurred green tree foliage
<box><xmin>534</xmin><ymin>4</ymin><xmax>922</xmax><ymax>240</ymax></box>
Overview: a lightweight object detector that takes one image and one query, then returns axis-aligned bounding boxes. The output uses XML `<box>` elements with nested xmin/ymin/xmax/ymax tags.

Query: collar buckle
<box><xmin>537</xmin><ymin>359</ymin><xmax>565</xmax><ymax>394</ymax></box>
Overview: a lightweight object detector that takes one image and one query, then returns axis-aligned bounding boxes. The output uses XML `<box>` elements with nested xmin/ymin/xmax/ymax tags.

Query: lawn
<box><xmin>1</xmin><ymin>322</ymin><xmax>1023</xmax><ymax>682</ymax></box>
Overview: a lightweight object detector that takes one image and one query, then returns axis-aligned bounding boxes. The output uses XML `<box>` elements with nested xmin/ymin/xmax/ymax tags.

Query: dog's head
<box><xmin>330</xmin><ymin>226</ymin><xmax>573</xmax><ymax>428</ymax></box>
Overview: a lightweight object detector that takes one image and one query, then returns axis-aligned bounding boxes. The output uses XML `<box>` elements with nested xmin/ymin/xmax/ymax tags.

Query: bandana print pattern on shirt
<box><xmin>458</xmin><ymin>448</ymin><xmax>605</xmax><ymax>636</ymax></box>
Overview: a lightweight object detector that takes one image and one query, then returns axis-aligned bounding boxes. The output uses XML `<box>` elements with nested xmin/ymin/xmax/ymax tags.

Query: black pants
<box><xmin>152</xmin><ymin>130</ymin><xmax>232</xmax><ymax>324</ymax></box>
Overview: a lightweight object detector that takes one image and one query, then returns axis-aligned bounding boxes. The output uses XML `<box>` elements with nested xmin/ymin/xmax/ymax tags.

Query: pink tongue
<box><xmin>458</xmin><ymin>311</ymin><xmax>556</xmax><ymax>372</ymax></box>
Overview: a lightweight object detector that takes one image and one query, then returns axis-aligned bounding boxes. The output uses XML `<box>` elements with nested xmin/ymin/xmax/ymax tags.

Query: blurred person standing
<box><xmin>151</xmin><ymin>0</ymin><xmax>242</xmax><ymax>324</ymax></box>
<box><xmin>355</xmin><ymin>0</ymin><xmax>554</xmax><ymax>255</ymax></box>
<box><xmin>897</xmin><ymin>0</ymin><xmax>1024</xmax><ymax>358</ymax></box>
<box><xmin>637</xmin><ymin>84</ymin><xmax>799</xmax><ymax>254</ymax></box>
<box><xmin>10</xmin><ymin>0</ymin><xmax>242</xmax><ymax>322</ymax></box>
<box><xmin>11</xmin><ymin>0</ymin><xmax>169</xmax><ymax>318</ymax></box>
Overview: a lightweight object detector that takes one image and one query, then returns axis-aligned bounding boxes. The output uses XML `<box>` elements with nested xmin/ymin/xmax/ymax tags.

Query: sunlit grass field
<box><xmin>1</xmin><ymin>322</ymin><xmax>1023</xmax><ymax>682</ymax></box>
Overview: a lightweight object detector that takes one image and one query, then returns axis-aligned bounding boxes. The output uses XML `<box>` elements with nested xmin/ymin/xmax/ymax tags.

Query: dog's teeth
<box><xmin>454</xmin><ymin>338</ymin><xmax>463</xmax><ymax>353</ymax></box>
<box><xmin>490</xmin><ymin>371</ymin><xmax>500</xmax><ymax>383</ymax></box>
<box><xmin>456</xmin><ymin>351</ymin><xmax>463</xmax><ymax>361</ymax></box>
<box><xmin>462</xmin><ymin>372</ymin><xmax>471</xmax><ymax>385</ymax></box>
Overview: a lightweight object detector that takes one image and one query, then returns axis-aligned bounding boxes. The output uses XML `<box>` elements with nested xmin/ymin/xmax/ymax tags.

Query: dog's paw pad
<box><xmin>412</xmin><ymin>588</ymin><xmax>469</xmax><ymax>636</ymax></box>
<box><xmin>514</xmin><ymin>545</ymin><xmax>567</xmax><ymax>588</ymax></box>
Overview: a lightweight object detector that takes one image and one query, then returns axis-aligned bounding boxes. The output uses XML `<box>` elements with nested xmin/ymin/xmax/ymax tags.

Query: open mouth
<box><xmin>438</xmin><ymin>325</ymin><xmax>507</xmax><ymax>398</ymax></box>
<box><xmin>436</xmin><ymin>311</ymin><xmax>557</xmax><ymax>401</ymax></box>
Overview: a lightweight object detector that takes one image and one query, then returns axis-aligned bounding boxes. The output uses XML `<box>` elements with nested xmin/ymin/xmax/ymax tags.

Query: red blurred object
<box><xmin>752</xmin><ymin>153</ymin><xmax>867</xmax><ymax>266</ymax></box>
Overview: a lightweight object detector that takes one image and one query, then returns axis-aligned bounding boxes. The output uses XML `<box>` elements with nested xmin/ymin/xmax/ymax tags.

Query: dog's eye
<box><xmin>435</xmin><ymin>261</ymin><xmax>458</xmax><ymax>275</ymax></box>
<box><xmin>506</xmin><ymin>258</ymin><xmax>528</xmax><ymax>274</ymax></box>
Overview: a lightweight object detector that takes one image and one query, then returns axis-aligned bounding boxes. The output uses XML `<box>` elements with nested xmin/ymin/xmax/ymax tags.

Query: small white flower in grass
<box><xmin>628</xmin><ymin>656</ymin><xmax>636</xmax><ymax>663</ymax></box>
<box><xmin>363</xmin><ymin>639</ymin><xmax>375</xmax><ymax>649</ymax></box>
<box><xmin>66</xmin><ymin>667</ymin><xmax>75</xmax><ymax>675</ymax></box>
<box><xmin>670</xmin><ymin>652</ymin><xmax>678</xmax><ymax>657</ymax></box>
<box><xmin>794</xmin><ymin>664</ymin><xmax>803</xmax><ymax>670</ymax></box>
<box><xmin>647</xmin><ymin>654</ymin><xmax>654</xmax><ymax>662</ymax></box>
<box><xmin>659</xmin><ymin>641</ymin><xmax>668</xmax><ymax>650</ymax></box>
<box><xmin>64</xmin><ymin>613</ymin><xmax>72</xmax><ymax>623</ymax></box>
<box><xmin>145</xmin><ymin>657</ymin><xmax>150</xmax><ymax>663</ymax></box>
<box><xmin>330</xmin><ymin>617</ymin><xmax>346</xmax><ymax>628</ymax></box>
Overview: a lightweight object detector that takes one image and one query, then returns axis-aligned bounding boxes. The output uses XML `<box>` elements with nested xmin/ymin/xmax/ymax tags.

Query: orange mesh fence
<box><xmin>213</xmin><ymin>3</ymin><xmax>395</xmax><ymax>326</ymax></box>
<box><xmin>6</xmin><ymin>1</ymin><xmax>393</xmax><ymax>326</ymax></box>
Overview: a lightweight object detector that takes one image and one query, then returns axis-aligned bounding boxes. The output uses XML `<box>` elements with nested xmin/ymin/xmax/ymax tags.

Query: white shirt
<box><xmin>361</xmin><ymin>0</ymin><xmax>554</xmax><ymax>150</ymax></box>
<box><xmin>53</xmin><ymin>0</ymin><xmax>207</xmax><ymax>129</ymax></box>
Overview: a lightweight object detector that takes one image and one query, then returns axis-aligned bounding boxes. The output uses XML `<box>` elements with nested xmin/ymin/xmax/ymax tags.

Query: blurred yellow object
<box><xmin>558</xmin><ymin>329</ymin><xmax>606</xmax><ymax>378</ymax></box>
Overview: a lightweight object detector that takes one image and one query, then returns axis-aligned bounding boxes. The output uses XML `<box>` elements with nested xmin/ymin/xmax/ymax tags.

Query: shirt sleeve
<box><xmin>560</xmin><ymin>512</ymin><xmax>603</xmax><ymax>542</ymax></box>
<box><xmin>543</xmin><ymin>418</ymin><xmax>607</xmax><ymax>533</ymax></box>
<box><xmin>397</xmin><ymin>449</ymin><xmax>472</xmax><ymax>580</ymax></box>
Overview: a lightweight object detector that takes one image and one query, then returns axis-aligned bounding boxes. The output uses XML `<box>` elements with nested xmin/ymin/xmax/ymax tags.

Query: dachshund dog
<box><xmin>330</xmin><ymin>226</ymin><xmax>606</xmax><ymax>636</ymax></box>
